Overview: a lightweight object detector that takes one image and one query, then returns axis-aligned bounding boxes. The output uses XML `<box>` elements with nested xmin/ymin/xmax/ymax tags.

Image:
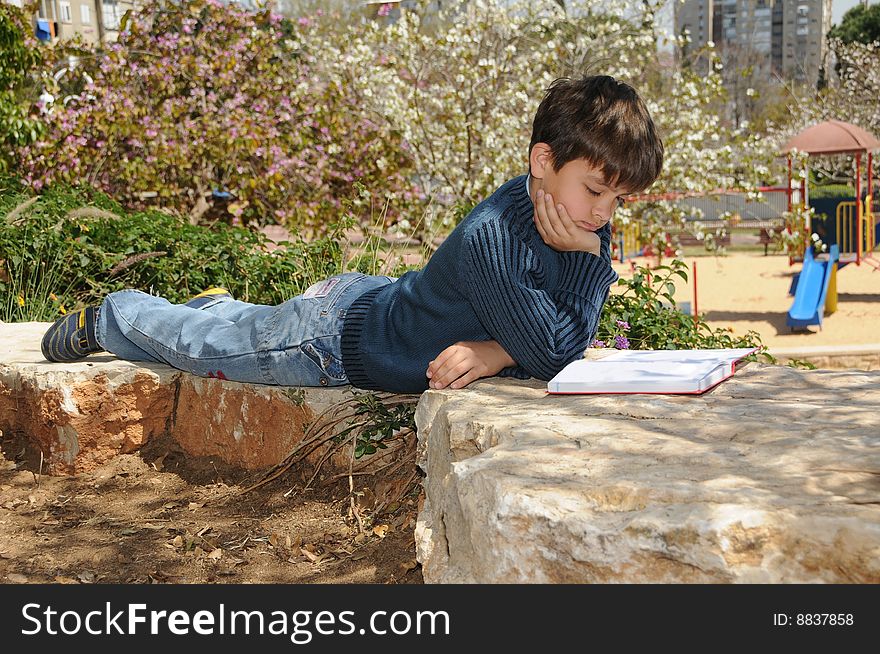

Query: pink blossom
<box><xmin>378</xmin><ymin>3</ymin><xmax>393</xmax><ymax>17</ymax></box>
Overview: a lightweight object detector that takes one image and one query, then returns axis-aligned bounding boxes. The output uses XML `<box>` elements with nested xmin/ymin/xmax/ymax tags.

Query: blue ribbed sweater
<box><xmin>340</xmin><ymin>173</ymin><xmax>620</xmax><ymax>393</ymax></box>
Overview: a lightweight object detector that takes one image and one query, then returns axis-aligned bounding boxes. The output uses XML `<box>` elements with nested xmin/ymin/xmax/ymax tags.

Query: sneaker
<box><xmin>185</xmin><ymin>287</ymin><xmax>233</xmax><ymax>309</ymax></box>
<box><xmin>41</xmin><ymin>306</ymin><xmax>103</xmax><ymax>362</ymax></box>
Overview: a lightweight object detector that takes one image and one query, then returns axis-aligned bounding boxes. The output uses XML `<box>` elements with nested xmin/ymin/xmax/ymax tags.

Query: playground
<box><xmin>610</xmin><ymin>252</ymin><xmax>880</xmax><ymax>349</ymax></box>
<box><xmin>612</xmin><ymin>120</ymin><xmax>880</xmax><ymax>355</ymax></box>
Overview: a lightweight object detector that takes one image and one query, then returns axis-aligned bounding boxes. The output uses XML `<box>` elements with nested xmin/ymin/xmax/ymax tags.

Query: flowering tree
<box><xmin>18</xmin><ymin>0</ymin><xmax>415</xmax><ymax>230</ymax></box>
<box><xmin>315</xmin><ymin>0</ymin><xmax>775</xmax><ymax>248</ymax></box>
<box><xmin>769</xmin><ymin>37</ymin><xmax>879</xmax><ymax>194</ymax></box>
<box><xmin>326</xmin><ymin>1</ymin><xmax>659</xmax><ymax>219</ymax></box>
<box><xmin>18</xmin><ymin>0</ymin><xmax>780</xmax><ymax>247</ymax></box>
<box><xmin>830</xmin><ymin>38</ymin><xmax>880</xmax><ymax>137</ymax></box>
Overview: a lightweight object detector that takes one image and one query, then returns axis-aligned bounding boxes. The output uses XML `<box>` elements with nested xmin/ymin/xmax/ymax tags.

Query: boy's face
<box><xmin>528</xmin><ymin>143</ymin><xmax>631</xmax><ymax>232</ymax></box>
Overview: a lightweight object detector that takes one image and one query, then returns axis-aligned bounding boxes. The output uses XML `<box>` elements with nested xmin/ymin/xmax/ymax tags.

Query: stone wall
<box><xmin>415</xmin><ymin>364</ymin><xmax>880</xmax><ymax>583</ymax></box>
<box><xmin>0</xmin><ymin>322</ymin><xmax>400</xmax><ymax>475</ymax></box>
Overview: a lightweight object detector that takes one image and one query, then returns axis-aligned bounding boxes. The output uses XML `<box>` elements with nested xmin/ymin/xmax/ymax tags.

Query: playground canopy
<box><xmin>781</xmin><ymin>120</ymin><xmax>880</xmax><ymax>155</ymax></box>
<box><xmin>781</xmin><ymin>120</ymin><xmax>879</xmax><ymax>266</ymax></box>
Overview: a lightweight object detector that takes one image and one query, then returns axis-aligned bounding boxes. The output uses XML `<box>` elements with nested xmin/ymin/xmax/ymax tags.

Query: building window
<box><xmin>60</xmin><ymin>1</ymin><xmax>72</xmax><ymax>23</ymax></box>
<box><xmin>797</xmin><ymin>4</ymin><xmax>809</xmax><ymax>15</ymax></box>
<box><xmin>81</xmin><ymin>5</ymin><xmax>91</xmax><ymax>25</ymax></box>
<box><xmin>103</xmin><ymin>1</ymin><xmax>121</xmax><ymax>30</ymax></box>
<box><xmin>796</xmin><ymin>26</ymin><xmax>809</xmax><ymax>36</ymax></box>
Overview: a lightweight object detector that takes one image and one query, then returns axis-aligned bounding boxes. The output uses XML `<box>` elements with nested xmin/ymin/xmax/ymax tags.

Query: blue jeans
<box><xmin>95</xmin><ymin>272</ymin><xmax>396</xmax><ymax>387</ymax></box>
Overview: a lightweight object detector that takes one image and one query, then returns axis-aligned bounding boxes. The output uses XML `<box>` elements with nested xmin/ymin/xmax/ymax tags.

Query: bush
<box><xmin>810</xmin><ymin>184</ymin><xmax>855</xmax><ymax>199</ymax></box>
<box><xmin>594</xmin><ymin>259</ymin><xmax>773</xmax><ymax>363</ymax></box>
<box><xmin>0</xmin><ymin>179</ymin><xmax>367</xmax><ymax>322</ymax></box>
<box><xmin>0</xmin><ymin>2</ymin><xmax>44</xmax><ymax>176</ymax></box>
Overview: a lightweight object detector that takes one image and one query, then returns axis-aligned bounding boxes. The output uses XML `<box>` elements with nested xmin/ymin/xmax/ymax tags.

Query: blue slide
<box><xmin>786</xmin><ymin>244</ymin><xmax>839</xmax><ymax>330</ymax></box>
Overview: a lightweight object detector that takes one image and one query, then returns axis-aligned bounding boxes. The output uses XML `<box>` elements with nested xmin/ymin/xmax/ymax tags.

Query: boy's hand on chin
<box><xmin>426</xmin><ymin>340</ymin><xmax>516</xmax><ymax>390</ymax></box>
<box><xmin>533</xmin><ymin>189</ymin><xmax>602</xmax><ymax>255</ymax></box>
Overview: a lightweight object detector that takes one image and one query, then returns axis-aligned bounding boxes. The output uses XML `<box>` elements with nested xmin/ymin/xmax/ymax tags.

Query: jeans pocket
<box><xmin>302</xmin><ymin>341</ymin><xmax>347</xmax><ymax>382</ymax></box>
<box><xmin>319</xmin><ymin>274</ymin><xmax>364</xmax><ymax>316</ymax></box>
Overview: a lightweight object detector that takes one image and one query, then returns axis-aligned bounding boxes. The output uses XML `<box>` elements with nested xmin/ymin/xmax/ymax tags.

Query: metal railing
<box><xmin>836</xmin><ymin>201</ymin><xmax>877</xmax><ymax>260</ymax></box>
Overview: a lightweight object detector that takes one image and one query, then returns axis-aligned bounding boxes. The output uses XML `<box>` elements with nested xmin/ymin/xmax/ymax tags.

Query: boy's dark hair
<box><xmin>528</xmin><ymin>75</ymin><xmax>664</xmax><ymax>193</ymax></box>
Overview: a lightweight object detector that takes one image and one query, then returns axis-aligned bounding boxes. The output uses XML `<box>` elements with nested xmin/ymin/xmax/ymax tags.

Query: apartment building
<box><xmin>777</xmin><ymin>0</ymin><xmax>834</xmax><ymax>85</ymax></box>
<box><xmin>2</xmin><ymin>0</ymin><xmax>137</xmax><ymax>44</ymax></box>
<box><xmin>675</xmin><ymin>0</ymin><xmax>714</xmax><ymax>57</ymax></box>
<box><xmin>675</xmin><ymin>0</ymin><xmax>834</xmax><ymax>86</ymax></box>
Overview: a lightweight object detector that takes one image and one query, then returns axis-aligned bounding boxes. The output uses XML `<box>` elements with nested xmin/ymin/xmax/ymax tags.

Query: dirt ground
<box><xmin>0</xmin><ymin>429</ymin><xmax>424</xmax><ymax>585</ymax></box>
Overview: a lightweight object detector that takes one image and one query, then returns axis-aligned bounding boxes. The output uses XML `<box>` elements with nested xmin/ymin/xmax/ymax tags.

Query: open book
<box><xmin>547</xmin><ymin>347</ymin><xmax>759</xmax><ymax>395</ymax></box>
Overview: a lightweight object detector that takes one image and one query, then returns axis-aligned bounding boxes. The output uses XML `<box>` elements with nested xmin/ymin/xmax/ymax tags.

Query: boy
<box><xmin>42</xmin><ymin>75</ymin><xmax>663</xmax><ymax>394</ymax></box>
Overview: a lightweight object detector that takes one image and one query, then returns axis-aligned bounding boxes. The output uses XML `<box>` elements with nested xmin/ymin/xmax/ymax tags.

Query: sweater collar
<box><xmin>506</xmin><ymin>172</ymin><xmax>539</xmax><ymax>241</ymax></box>
<box><xmin>511</xmin><ymin>171</ymin><xmax>535</xmax><ymax>218</ymax></box>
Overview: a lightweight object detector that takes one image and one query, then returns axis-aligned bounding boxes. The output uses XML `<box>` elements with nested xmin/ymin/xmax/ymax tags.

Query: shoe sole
<box><xmin>41</xmin><ymin>308</ymin><xmax>100</xmax><ymax>362</ymax></box>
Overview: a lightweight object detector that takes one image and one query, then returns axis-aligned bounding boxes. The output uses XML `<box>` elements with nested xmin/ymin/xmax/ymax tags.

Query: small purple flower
<box><xmin>614</xmin><ymin>335</ymin><xmax>630</xmax><ymax>350</ymax></box>
<box><xmin>615</xmin><ymin>319</ymin><xmax>630</xmax><ymax>331</ymax></box>
<box><xmin>378</xmin><ymin>4</ymin><xmax>393</xmax><ymax>17</ymax></box>
<box><xmin>591</xmin><ymin>339</ymin><xmax>606</xmax><ymax>348</ymax></box>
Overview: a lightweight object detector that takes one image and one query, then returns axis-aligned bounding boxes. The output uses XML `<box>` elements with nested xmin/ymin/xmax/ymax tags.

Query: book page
<box><xmin>595</xmin><ymin>348</ymin><xmax>757</xmax><ymax>365</ymax></box>
<box><xmin>548</xmin><ymin>348</ymin><xmax>757</xmax><ymax>394</ymax></box>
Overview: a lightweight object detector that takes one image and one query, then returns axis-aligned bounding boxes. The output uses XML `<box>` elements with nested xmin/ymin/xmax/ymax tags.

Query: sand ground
<box><xmin>611</xmin><ymin>253</ymin><xmax>880</xmax><ymax>351</ymax></box>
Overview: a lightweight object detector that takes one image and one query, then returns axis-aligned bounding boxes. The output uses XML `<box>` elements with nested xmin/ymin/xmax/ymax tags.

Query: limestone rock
<box><xmin>770</xmin><ymin>344</ymin><xmax>880</xmax><ymax>371</ymax></box>
<box><xmin>0</xmin><ymin>322</ymin><xmax>382</xmax><ymax>475</ymax></box>
<box><xmin>415</xmin><ymin>363</ymin><xmax>880</xmax><ymax>583</ymax></box>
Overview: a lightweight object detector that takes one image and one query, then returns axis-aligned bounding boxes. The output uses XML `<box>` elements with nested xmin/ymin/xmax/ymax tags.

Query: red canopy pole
<box><xmin>856</xmin><ymin>152</ymin><xmax>862</xmax><ymax>265</ymax></box>
<box><xmin>869</xmin><ymin>151</ymin><xmax>874</xmax><ymax>221</ymax></box>
<box><xmin>800</xmin><ymin>165</ymin><xmax>807</xmax><ymax>260</ymax></box>
<box><xmin>786</xmin><ymin>155</ymin><xmax>792</xmax><ymax>213</ymax></box>
<box><xmin>787</xmin><ymin>154</ymin><xmax>793</xmax><ymax>266</ymax></box>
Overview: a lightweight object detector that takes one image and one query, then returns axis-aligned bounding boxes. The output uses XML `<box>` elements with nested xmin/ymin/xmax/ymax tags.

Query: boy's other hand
<box><xmin>426</xmin><ymin>340</ymin><xmax>516</xmax><ymax>390</ymax></box>
<box><xmin>533</xmin><ymin>189</ymin><xmax>601</xmax><ymax>255</ymax></box>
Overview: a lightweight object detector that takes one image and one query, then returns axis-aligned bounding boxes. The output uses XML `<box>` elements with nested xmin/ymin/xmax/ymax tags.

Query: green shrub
<box><xmin>0</xmin><ymin>179</ymin><xmax>354</xmax><ymax>322</ymax></box>
<box><xmin>0</xmin><ymin>3</ymin><xmax>44</xmax><ymax>176</ymax></box>
<box><xmin>810</xmin><ymin>184</ymin><xmax>855</xmax><ymax>199</ymax></box>
<box><xmin>595</xmin><ymin>259</ymin><xmax>776</xmax><ymax>365</ymax></box>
